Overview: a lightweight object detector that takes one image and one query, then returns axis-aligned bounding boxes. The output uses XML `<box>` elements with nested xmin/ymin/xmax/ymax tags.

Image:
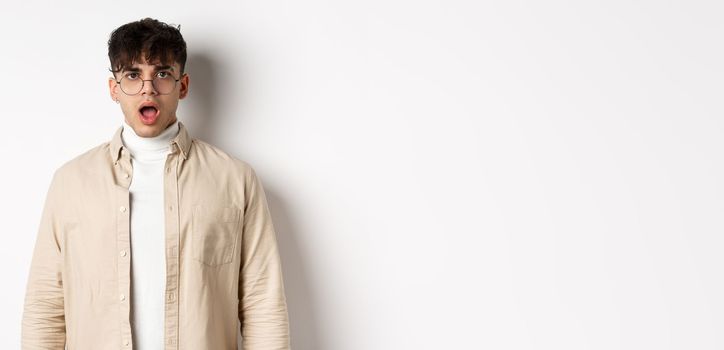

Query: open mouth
<box><xmin>138</xmin><ymin>106</ymin><xmax>160</xmax><ymax>124</ymax></box>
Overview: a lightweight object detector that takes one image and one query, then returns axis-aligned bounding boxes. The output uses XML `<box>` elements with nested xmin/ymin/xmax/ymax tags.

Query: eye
<box><xmin>125</xmin><ymin>72</ymin><xmax>139</xmax><ymax>80</ymax></box>
<box><xmin>157</xmin><ymin>71</ymin><xmax>170</xmax><ymax>78</ymax></box>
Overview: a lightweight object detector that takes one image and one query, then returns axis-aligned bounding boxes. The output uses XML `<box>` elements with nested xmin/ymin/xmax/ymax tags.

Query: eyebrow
<box><xmin>122</xmin><ymin>65</ymin><xmax>174</xmax><ymax>73</ymax></box>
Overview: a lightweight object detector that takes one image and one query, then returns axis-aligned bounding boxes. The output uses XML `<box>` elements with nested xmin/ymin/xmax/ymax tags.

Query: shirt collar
<box><xmin>110</xmin><ymin>120</ymin><xmax>192</xmax><ymax>163</ymax></box>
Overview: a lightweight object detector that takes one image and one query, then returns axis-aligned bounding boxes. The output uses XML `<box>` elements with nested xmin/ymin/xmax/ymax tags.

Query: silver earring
<box><xmin>115</xmin><ymin>99</ymin><xmax>120</xmax><ymax>104</ymax></box>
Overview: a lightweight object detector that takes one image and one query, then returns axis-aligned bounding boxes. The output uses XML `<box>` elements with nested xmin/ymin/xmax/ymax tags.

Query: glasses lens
<box><xmin>120</xmin><ymin>78</ymin><xmax>143</xmax><ymax>95</ymax></box>
<box><xmin>153</xmin><ymin>76</ymin><xmax>177</xmax><ymax>94</ymax></box>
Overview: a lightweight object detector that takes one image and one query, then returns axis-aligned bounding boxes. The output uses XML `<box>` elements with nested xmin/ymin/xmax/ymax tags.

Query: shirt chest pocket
<box><xmin>191</xmin><ymin>205</ymin><xmax>241</xmax><ymax>266</ymax></box>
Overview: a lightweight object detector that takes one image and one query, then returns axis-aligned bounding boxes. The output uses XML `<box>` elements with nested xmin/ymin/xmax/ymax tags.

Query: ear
<box><xmin>178</xmin><ymin>73</ymin><xmax>190</xmax><ymax>100</ymax></box>
<box><xmin>108</xmin><ymin>77</ymin><xmax>119</xmax><ymax>102</ymax></box>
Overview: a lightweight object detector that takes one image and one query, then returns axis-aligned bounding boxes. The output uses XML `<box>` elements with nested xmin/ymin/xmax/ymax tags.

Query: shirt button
<box><xmin>167</xmin><ymin>292</ymin><xmax>175</xmax><ymax>301</ymax></box>
<box><xmin>169</xmin><ymin>205</ymin><xmax>173</xmax><ymax>211</ymax></box>
<box><xmin>124</xmin><ymin>340</ymin><xmax>129</xmax><ymax>346</ymax></box>
<box><xmin>120</xmin><ymin>293</ymin><xmax>126</xmax><ymax>301</ymax></box>
<box><xmin>120</xmin><ymin>250</ymin><xmax>127</xmax><ymax>257</ymax></box>
<box><xmin>166</xmin><ymin>167</ymin><xmax>171</xmax><ymax>172</ymax></box>
<box><xmin>123</xmin><ymin>173</ymin><xmax>129</xmax><ymax>179</ymax></box>
<box><xmin>119</xmin><ymin>206</ymin><xmax>126</xmax><ymax>212</ymax></box>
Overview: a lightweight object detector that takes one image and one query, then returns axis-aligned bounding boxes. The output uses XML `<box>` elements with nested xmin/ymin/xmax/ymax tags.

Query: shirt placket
<box><xmin>114</xmin><ymin>148</ymin><xmax>133</xmax><ymax>349</ymax></box>
<box><xmin>164</xmin><ymin>142</ymin><xmax>182</xmax><ymax>350</ymax></box>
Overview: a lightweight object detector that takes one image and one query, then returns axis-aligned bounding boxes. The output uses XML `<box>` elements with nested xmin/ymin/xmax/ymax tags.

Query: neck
<box><xmin>121</xmin><ymin>120</ymin><xmax>180</xmax><ymax>158</ymax></box>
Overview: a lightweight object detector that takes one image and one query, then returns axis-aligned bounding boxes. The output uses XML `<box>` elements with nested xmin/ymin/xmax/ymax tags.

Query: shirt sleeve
<box><xmin>238</xmin><ymin>166</ymin><xmax>291</xmax><ymax>350</ymax></box>
<box><xmin>21</xmin><ymin>170</ymin><xmax>67</xmax><ymax>349</ymax></box>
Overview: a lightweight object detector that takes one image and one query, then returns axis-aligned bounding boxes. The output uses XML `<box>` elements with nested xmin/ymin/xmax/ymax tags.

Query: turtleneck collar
<box><xmin>121</xmin><ymin>119</ymin><xmax>180</xmax><ymax>160</ymax></box>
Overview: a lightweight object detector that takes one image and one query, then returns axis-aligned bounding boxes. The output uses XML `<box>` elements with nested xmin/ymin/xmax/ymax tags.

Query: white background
<box><xmin>1</xmin><ymin>1</ymin><xmax>722</xmax><ymax>349</ymax></box>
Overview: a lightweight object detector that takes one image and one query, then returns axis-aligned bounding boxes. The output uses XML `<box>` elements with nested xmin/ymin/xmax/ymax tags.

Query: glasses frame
<box><xmin>114</xmin><ymin>71</ymin><xmax>182</xmax><ymax>96</ymax></box>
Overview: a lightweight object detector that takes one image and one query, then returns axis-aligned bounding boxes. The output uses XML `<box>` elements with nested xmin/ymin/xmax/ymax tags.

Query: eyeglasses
<box><xmin>114</xmin><ymin>71</ymin><xmax>181</xmax><ymax>95</ymax></box>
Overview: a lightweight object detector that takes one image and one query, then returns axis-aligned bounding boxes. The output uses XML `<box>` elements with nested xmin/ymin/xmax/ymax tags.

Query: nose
<box><xmin>141</xmin><ymin>79</ymin><xmax>158</xmax><ymax>95</ymax></box>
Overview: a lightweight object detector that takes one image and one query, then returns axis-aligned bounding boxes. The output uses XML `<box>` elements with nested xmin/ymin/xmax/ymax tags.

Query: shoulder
<box><xmin>54</xmin><ymin>141</ymin><xmax>111</xmax><ymax>180</ymax></box>
<box><xmin>190</xmin><ymin>138</ymin><xmax>259</xmax><ymax>180</ymax></box>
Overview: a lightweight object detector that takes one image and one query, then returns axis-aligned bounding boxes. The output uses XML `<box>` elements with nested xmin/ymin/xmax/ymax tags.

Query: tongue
<box><xmin>141</xmin><ymin>107</ymin><xmax>157</xmax><ymax>118</ymax></box>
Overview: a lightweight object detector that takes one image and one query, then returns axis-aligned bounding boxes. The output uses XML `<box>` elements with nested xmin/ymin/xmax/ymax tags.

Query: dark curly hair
<box><xmin>107</xmin><ymin>17</ymin><xmax>187</xmax><ymax>77</ymax></box>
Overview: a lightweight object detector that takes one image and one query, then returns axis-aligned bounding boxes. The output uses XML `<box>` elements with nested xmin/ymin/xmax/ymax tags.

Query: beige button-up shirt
<box><xmin>21</xmin><ymin>121</ymin><xmax>291</xmax><ymax>350</ymax></box>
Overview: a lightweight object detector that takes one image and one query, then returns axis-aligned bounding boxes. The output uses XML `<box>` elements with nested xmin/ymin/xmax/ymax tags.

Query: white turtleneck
<box><xmin>121</xmin><ymin>119</ymin><xmax>180</xmax><ymax>350</ymax></box>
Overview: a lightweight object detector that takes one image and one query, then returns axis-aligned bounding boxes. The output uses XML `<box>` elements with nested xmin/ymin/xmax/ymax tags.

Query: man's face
<box><xmin>108</xmin><ymin>57</ymin><xmax>189</xmax><ymax>137</ymax></box>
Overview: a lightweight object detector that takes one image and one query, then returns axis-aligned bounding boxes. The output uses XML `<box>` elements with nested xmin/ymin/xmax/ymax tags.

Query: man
<box><xmin>21</xmin><ymin>17</ymin><xmax>291</xmax><ymax>350</ymax></box>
